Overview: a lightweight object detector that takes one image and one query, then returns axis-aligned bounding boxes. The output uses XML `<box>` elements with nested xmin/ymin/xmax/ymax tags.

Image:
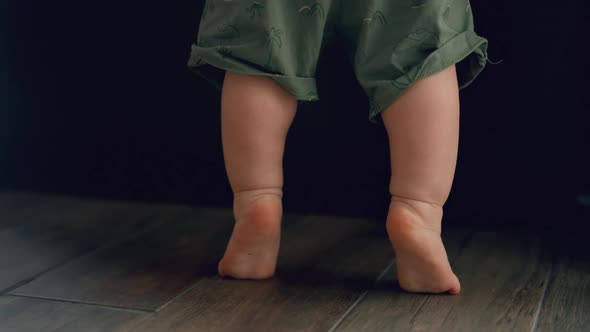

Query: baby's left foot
<box><xmin>218</xmin><ymin>190</ymin><xmax>282</xmax><ymax>280</ymax></box>
<box><xmin>386</xmin><ymin>198</ymin><xmax>461</xmax><ymax>295</ymax></box>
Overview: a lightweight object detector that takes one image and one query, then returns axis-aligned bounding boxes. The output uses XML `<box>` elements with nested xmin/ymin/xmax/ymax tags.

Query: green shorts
<box><xmin>187</xmin><ymin>0</ymin><xmax>489</xmax><ymax>126</ymax></box>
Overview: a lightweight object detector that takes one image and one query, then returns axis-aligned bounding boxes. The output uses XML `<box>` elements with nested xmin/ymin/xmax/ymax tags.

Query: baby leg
<box><xmin>218</xmin><ymin>71</ymin><xmax>298</xmax><ymax>279</ymax></box>
<box><xmin>382</xmin><ymin>65</ymin><xmax>461</xmax><ymax>294</ymax></box>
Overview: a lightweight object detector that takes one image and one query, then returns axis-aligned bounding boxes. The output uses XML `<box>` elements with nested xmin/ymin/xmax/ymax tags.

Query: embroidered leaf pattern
<box><xmin>265</xmin><ymin>27</ymin><xmax>283</xmax><ymax>68</ymax></box>
<box><xmin>298</xmin><ymin>2</ymin><xmax>325</xmax><ymax>19</ymax></box>
<box><xmin>362</xmin><ymin>11</ymin><xmax>387</xmax><ymax>27</ymax></box>
<box><xmin>410</xmin><ymin>0</ymin><xmax>429</xmax><ymax>8</ymax></box>
<box><xmin>217</xmin><ymin>46</ymin><xmax>233</xmax><ymax>59</ymax></box>
<box><xmin>246</xmin><ymin>2</ymin><xmax>265</xmax><ymax>19</ymax></box>
<box><xmin>203</xmin><ymin>1</ymin><xmax>215</xmax><ymax>16</ymax></box>
<box><xmin>217</xmin><ymin>23</ymin><xmax>241</xmax><ymax>39</ymax></box>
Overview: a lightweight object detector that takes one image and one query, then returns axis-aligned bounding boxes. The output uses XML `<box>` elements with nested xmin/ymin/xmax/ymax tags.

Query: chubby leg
<box><xmin>218</xmin><ymin>71</ymin><xmax>298</xmax><ymax>279</ymax></box>
<box><xmin>381</xmin><ymin>65</ymin><xmax>462</xmax><ymax>294</ymax></box>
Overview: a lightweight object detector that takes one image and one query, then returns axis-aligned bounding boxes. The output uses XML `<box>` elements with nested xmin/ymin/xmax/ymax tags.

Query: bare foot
<box><xmin>218</xmin><ymin>191</ymin><xmax>282</xmax><ymax>279</ymax></box>
<box><xmin>386</xmin><ymin>199</ymin><xmax>461</xmax><ymax>295</ymax></box>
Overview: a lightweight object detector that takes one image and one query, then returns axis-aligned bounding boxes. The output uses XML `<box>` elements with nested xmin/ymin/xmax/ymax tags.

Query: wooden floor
<box><xmin>0</xmin><ymin>192</ymin><xmax>588</xmax><ymax>332</ymax></box>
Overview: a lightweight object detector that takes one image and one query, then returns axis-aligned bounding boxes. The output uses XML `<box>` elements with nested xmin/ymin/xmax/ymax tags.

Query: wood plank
<box><xmin>535</xmin><ymin>234</ymin><xmax>590</xmax><ymax>332</ymax></box>
<box><xmin>12</xmin><ymin>207</ymin><xmax>236</xmax><ymax>310</ymax></box>
<box><xmin>0</xmin><ymin>193</ymin><xmax>178</xmax><ymax>292</ymax></box>
<box><xmin>332</xmin><ymin>230</ymin><xmax>469</xmax><ymax>331</ymax></box>
<box><xmin>334</xmin><ymin>231</ymin><xmax>550</xmax><ymax>332</ymax></box>
<box><xmin>0</xmin><ymin>191</ymin><xmax>35</xmax><ymax>210</ymax></box>
<box><xmin>0</xmin><ymin>295</ymin><xmax>145</xmax><ymax>332</ymax></box>
<box><xmin>128</xmin><ymin>214</ymin><xmax>394</xmax><ymax>332</ymax></box>
<box><xmin>0</xmin><ymin>192</ymin><xmax>61</xmax><ymax>227</ymax></box>
<box><xmin>0</xmin><ymin>192</ymin><xmax>168</xmax><ymax>229</ymax></box>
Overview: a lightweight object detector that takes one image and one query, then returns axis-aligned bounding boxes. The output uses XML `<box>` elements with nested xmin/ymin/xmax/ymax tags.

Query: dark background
<box><xmin>1</xmin><ymin>1</ymin><xmax>588</xmax><ymax>228</ymax></box>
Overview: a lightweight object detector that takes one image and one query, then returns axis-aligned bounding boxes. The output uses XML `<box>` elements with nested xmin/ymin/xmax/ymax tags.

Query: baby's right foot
<box><xmin>386</xmin><ymin>198</ymin><xmax>461</xmax><ymax>295</ymax></box>
<box><xmin>218</xmin><ymin>190</ymin><xmax>282</xmax><ymax>280</ymax></box>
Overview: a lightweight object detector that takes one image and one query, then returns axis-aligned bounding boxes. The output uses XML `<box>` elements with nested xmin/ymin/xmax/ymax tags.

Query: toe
<box><xmin>447</xmin><ymin>274</ymin><xmax>461</xmax><ymax>295</ymax></box>
<box><xmin>218</xmin><ymin>260</ymin><xmax>227</xmax><ymax>277</ymax></box>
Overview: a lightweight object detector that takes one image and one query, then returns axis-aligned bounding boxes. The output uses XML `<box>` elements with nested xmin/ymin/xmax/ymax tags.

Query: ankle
<box><xmin>388</xmin><ymin>195</ymin><xmax>443</xmax><ymax>232</ymax></box>
<box><xmin>233</xmin><ymin>187</ymin><xmax>283</xmax><ymax>220</ymax></box>
<box><xmin>234</xmin><ymin>187</ymin><xmax>282</xmax><ymax>203</ymax></box>
<box><xmin>390</xmin><ymin>194</ymin><xmax>443</xmax><ymax>217</ymax></box>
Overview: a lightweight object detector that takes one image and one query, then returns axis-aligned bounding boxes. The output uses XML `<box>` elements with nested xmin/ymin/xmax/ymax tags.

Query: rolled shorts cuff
<box><xmin>368</xmin><ymin>30</ymin><xmax>489</xmax><ymax>126</ymax></box>
<box><xmin>187</xmin><ymin>44</ymin><xmax>320</xmax><ymax>102</ymax></box>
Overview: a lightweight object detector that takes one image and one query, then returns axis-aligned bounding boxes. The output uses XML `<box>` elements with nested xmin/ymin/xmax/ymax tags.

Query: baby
<box><xmin>187</xmin><ymin>0</ymin><xmax>488</xmax><ymax>294</ymax></box>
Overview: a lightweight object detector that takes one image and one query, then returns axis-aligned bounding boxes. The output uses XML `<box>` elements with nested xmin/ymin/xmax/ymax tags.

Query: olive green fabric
<box><xmin>188</xmin><ymin>0</ymin><xmax>488</xmax><ymax>126</ymax></box>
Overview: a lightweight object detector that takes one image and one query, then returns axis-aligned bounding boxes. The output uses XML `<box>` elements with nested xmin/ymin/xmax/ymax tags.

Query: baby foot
<box><xmin>386</xmin><ymin>198</ymin><xmax>461</xmax><ymax>294</ymax></box>
<box><xmin>218</xmin><ymin>190</ymin><xmax>282</xmax><ymax>280</ymax></box>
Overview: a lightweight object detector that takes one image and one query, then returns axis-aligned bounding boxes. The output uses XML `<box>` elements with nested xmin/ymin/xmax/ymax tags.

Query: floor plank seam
<box><xmin>1</xmin><ymin>274</ymin><xmax>53</xmax><ymax>296</ymax></box>
<box><xmin>326</xmin><ymin>259</ymin><xmax>396</xmax><ymax>332</ymax></box>
<box><xmin>152</xmin><ymin>277</ymin><xmax>206</xmax><ymax>312</ymax></box>
<box><xmin>5</xmin><ymin>294</ymin><xmax>155</xmax><ymax>314</ymax></box>
<box><xmin>3</xmin><ymin>190</ymin><xmax>158</xmax><ymax>209</ymax></box>
<box><xmin>530</xmin><ymin>252</ymin><xmax>555</xmax><ymax>332</ymax></box>
<box><xmin>409</xmin><ymin>297</ymin><xmax>429</xmax><ymax>324</ymax></box>
<box><xmin>5</xmin><ymin>213</ymin><xmax>171</xmax><ymax>296</ymax></box>
<box><xmin>324</xmin><ymin>230</ymin><xmax>471</xmax><ymax>332</ymax></box>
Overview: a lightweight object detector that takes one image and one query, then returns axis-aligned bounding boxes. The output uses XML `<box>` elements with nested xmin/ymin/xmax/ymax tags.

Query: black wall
<box><xmin>1</xmin><ymin>1</ymin><xmax>588</xmax><ymax>227</ymax></box>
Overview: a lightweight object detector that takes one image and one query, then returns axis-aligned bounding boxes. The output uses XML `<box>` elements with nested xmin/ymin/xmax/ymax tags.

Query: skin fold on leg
<box><xmin>218</xmin><ymin>71</ymin><xmax>298</xmax><ymax>279</ymax></box>
<box><xmin>381</xmin><ymin>65</ymin><xmax>462</xmax><ymax>294</ymax></box>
